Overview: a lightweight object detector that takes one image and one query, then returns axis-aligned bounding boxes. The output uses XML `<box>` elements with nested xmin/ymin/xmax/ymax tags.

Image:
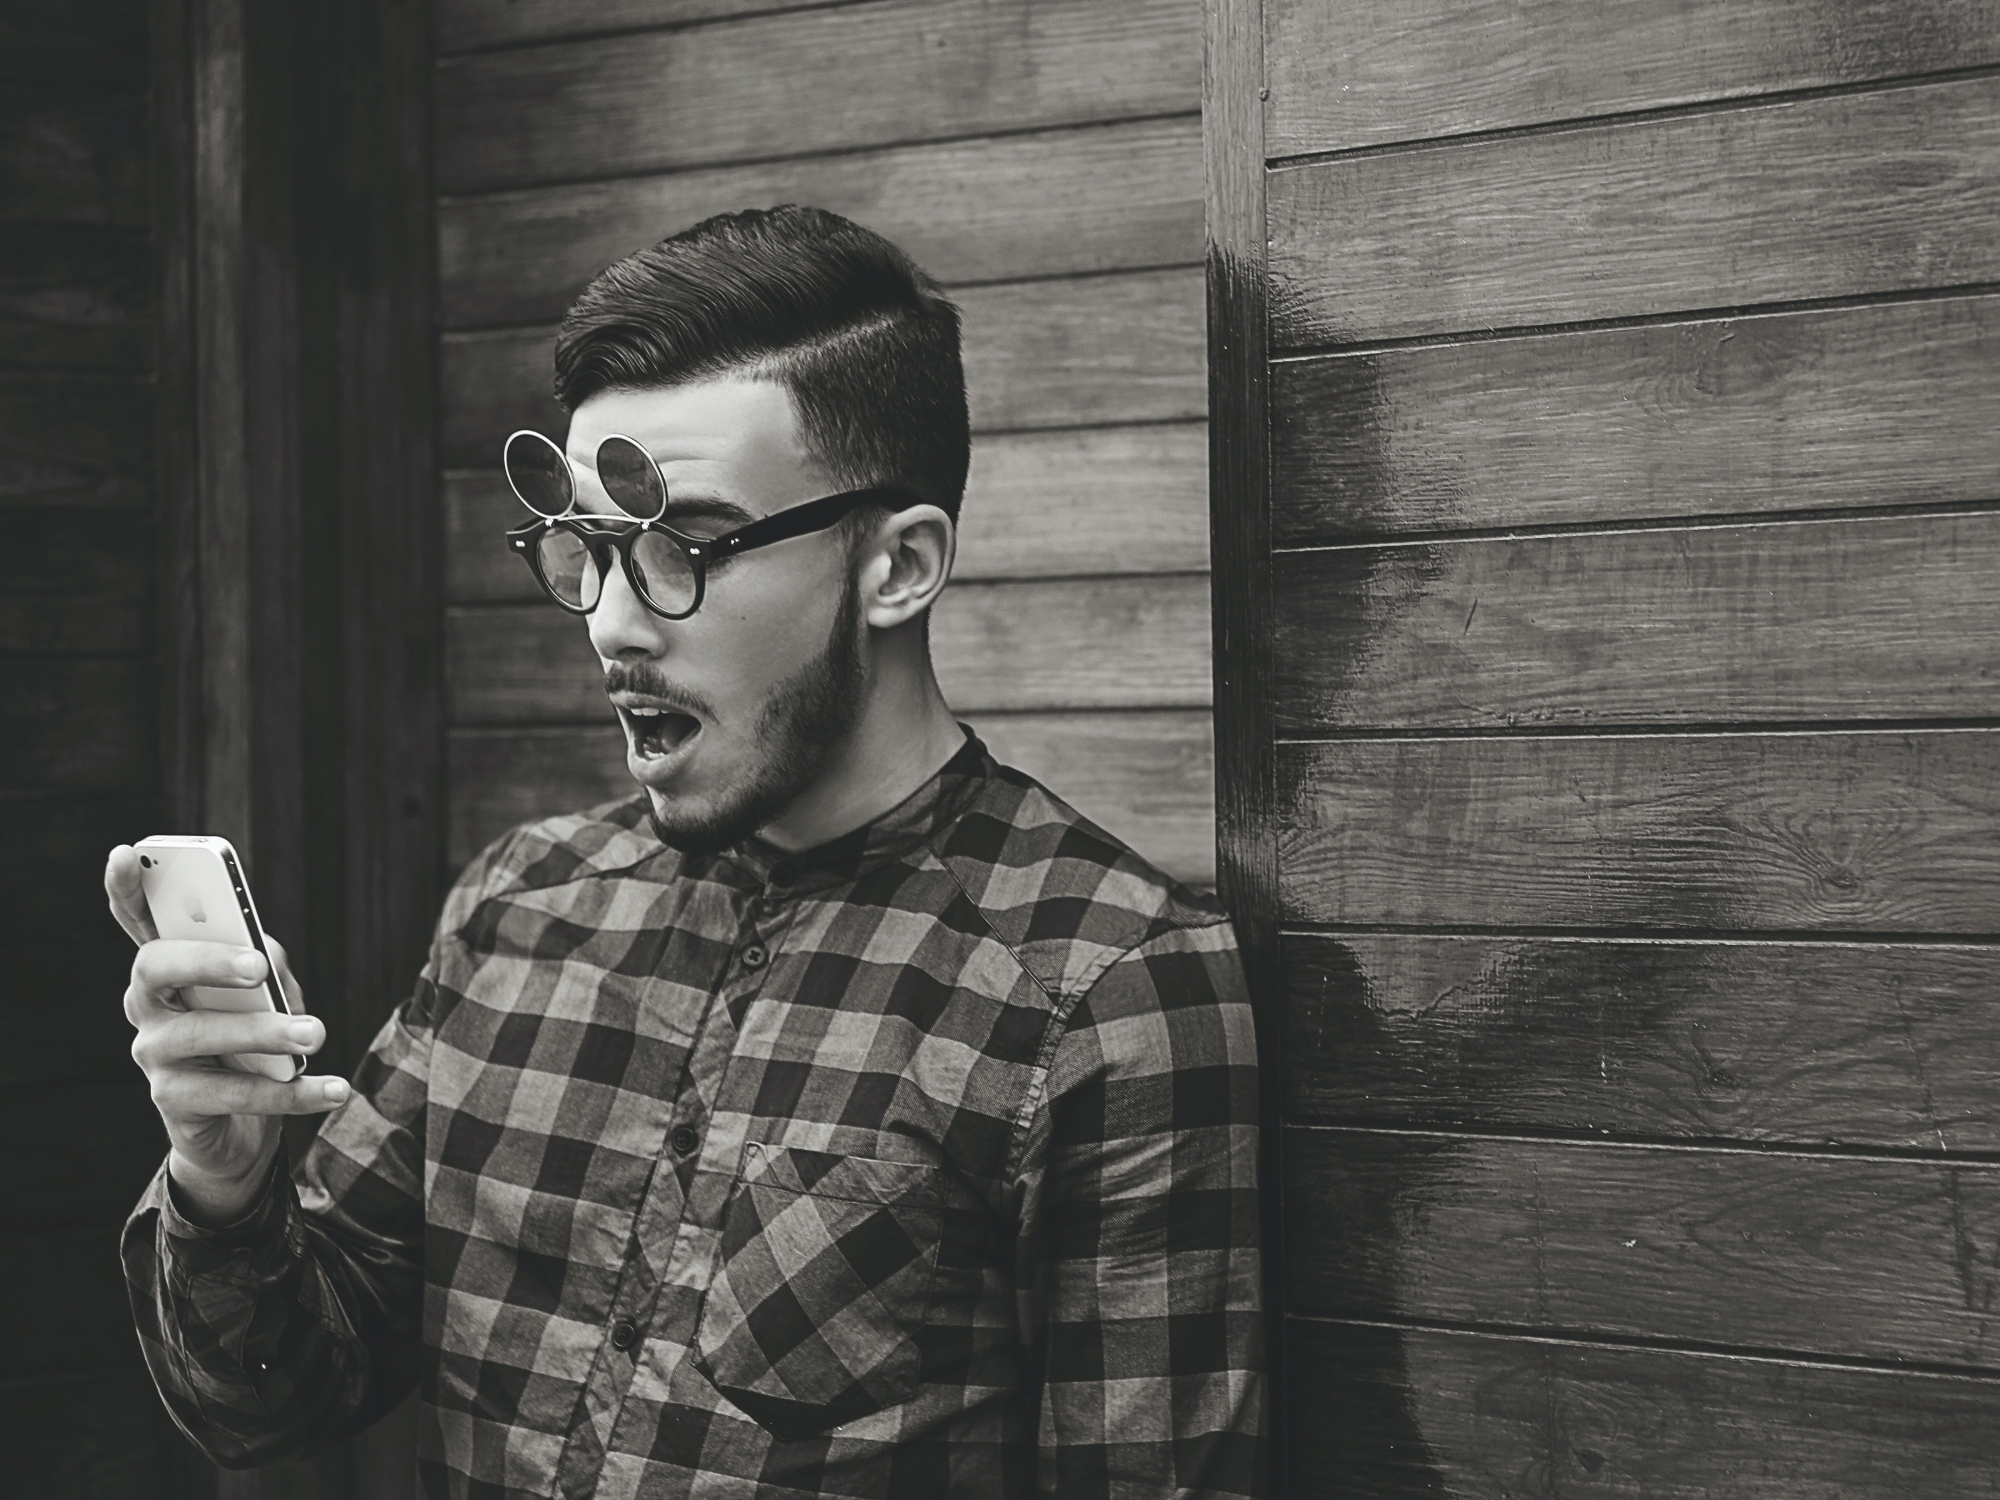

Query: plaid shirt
<box><xmin>123</xmin><ymin>734</ymin><xmax>1265</xmax><ymax>1498</ymax></box>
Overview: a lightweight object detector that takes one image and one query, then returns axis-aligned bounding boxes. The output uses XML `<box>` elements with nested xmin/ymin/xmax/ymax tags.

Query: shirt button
<box><xmin>610</xmin><ymin>1319</ymin><xmax>639</xmax><ymax>1351</ymax></box>
<box><xmin>742</xmin><ymin>943</ymin><xmax>767</xmax><ymax>969</ymax></box>
<box><xmin>670</xmin><ymin>1124</ymin><xmax>699</xmax><ymax>1156</ymax></box>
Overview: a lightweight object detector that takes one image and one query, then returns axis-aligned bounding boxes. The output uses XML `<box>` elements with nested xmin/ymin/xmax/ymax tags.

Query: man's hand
<box><xmin>107</xmin><ymin>845</ymin><xmax>350</xmax><ymax>1226</ymax></box>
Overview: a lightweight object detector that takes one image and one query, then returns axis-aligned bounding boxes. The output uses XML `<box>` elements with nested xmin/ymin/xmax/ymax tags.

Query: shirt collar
<box><xmin>652</xmin><ymin>727</ymin><xmax>994</xmax><ymax>897</ymax></box>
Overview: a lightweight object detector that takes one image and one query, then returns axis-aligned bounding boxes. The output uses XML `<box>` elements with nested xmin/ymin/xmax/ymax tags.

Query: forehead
<box><xmin>564</xmin><ymin>378</ymin><xmax>811</xmax><ymax>484</ymax></box>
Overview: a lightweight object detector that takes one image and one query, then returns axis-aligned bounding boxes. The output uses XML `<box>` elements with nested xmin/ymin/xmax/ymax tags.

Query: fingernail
<box><xmin>288</xmin><ymin>1019</ymin><xmax>320</xmax><ymax>1045</ymax></box>
<box><xmin>235</xmin><ymin>952</ymin><xmax>266</xmax><ymax>980</ymax></box>
<box><xmin>322</xmin><ymin>1078</ymin><xmax>349</xmax><ymax>1103</ymax></box>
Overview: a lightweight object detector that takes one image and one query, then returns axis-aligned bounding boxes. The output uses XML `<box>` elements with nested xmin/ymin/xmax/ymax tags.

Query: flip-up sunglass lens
<box><xmin>504</xmin><ymin>431</ymin><xmax>574</xmax><ymax>518</ymax></box>
<box><xmin>596</xmin><ymin>434</ymin><xmax>668</xmax><ymax>520</ymax></box>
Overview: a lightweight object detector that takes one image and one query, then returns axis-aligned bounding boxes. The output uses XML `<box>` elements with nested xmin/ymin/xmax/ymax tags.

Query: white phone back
<box><xmin>135</xmin><ymin>835</ymin><xmax>301</xmax><ymax>1082</ymax></box>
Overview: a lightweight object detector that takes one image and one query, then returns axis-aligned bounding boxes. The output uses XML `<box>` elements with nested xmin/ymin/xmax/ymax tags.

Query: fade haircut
<box><xmin>554</xmin><ymin>206</ymin><xmax>970</xmax><ymax>521</ymax></box>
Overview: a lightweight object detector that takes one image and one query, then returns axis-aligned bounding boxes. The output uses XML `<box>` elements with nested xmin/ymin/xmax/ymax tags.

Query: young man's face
<box><xmin>566</xmin><ymin>378</ymin><xmax>868</xmax><ymax>853</ymax></box>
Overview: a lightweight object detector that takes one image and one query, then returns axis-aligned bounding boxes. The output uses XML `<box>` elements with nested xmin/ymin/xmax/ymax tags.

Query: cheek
<box><xmin>696</xmin><ymin>556</ymin><xmax>844</xmax><ymax>695</ymax></box>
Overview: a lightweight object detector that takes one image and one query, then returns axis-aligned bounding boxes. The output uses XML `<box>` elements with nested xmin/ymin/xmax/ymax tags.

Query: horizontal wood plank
<box><xmin>440</xmin><ymin>0</ymin><xmax>775</xmax><ymax>53</ymax></box>
<box><xmin>445</xmin><ymin>423</ymin><xmax>1209</xmax><ymax>600</ymax></box>
<box><xmin>439</xmin><ymin>268</ymin><xmax>1206</xmax><ymax>466</ymax></box>
<box><xmin>1288</xmin><ymin>1319</ymin><xmax>2000</xmax><ymax>1498</ymax></box>
<box><xmin>1277</xmin><ymin>731</ymin><xmax>2000</xmax><ymax>933</ymax></box>
<box><xmin>1271</xmin><ymin>294</ymin><xmax>2000</xmax><ymax>540</ymax></box>
<box><xmin>1283</xmin><ymin>934</ymin><xmax>2000</xmax><ymax>1150</ymax></box>
<box><xmin>1288</xmin><ymin>1127</ymin><xmax>2000</xmax><ymax>1366</ymax></box>
<box><xmin>1269</xmin><ymin>74</ymin><xmax>2000</xmax><ymax>349</ymax></box>
<box><xmin>4</xmin><ymin>944</ymin><xmax>146</xmax><ymax>1086</ymax></box>
<box><xmin>447</xmin><ymin>573</ymin><xmax>1212</xmax><ymax>721</ymax></box>
<box><xmin>1273</xmin><ymin>511</ymin><xmax>2000</xmax><ymax>730</ymax></box>
<box><xmin>1</xmin><ymin>794</ymin><xmax>157</xmax><ymax>933</ymax></box>
<box><xmin>440</xmin><ymin>117</ymin><xmax>1202</xmax><ymax>328</ymax></box>
<box><xmin>0</xmin><ymin>1366</ymin><xmax>187</xmax><ymax>1494</ymax></box>
<box><xmin>934</xmin><ymin>575</ymin><xmax>1213</xmax><ymax>710</ymax></box>
<box><xmin>0</xmin><ymin>0</ymin><xmax>148</xmax><ymax>88</ymax></box>
<box><xmin>0</xmin><ymin>371</ymin><xmax>153</xmax><ymax>508</ymax></box>
<box><xmin>0</xmin><ymin>1226</ymin><xmax>157</xmax><ymax>1383</ymax></box>
<box><xmin>435</xmin><ymin>0</ymin><xmax>1200</xmax><ymax>192</ymax></box>
<box><xmin>0</xmin><ymin>1078</ymin><xmax>167</xmax><ymax>1235</ymax></box>
<box><xmin>0</xmin><ymin>90</ymin><xmax>150</xmax><ymax>228</ymax></box>
<box><xmin>0</xmin><ymin>224</ymin><xmax>152</xmax><ymax>370</ymax></box>
<box><xmin>1265</xmin><ymin>0</ymin><xmax>2000</xmax><ymax>158</ymax></box>
<box><xmin>0</xmin><ymin>656</ymin><xmax>154</xmax><ymax>793</ymax></box>
<box><xmin>450</xmin><ymin>710</ymin><xmax>1213</xmax><ymax>879</ymax></box>
<box><xmin>0</xmin><ymin>510</ymin><xmax>153</xmax><ymax>652</ymax></box>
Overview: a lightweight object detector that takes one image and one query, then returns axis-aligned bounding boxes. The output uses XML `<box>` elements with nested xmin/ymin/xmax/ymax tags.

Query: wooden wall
<box><xmin>433</xmin><ymin>0</ymin><xmax>1214</xmax><ymax>885</ymax></box>
<box><xmin>0</xmin><ymin>1</ymin><xmax>202</xmax><ymax>1491</ymax></box>
<box><xmin>1209</xmin><ymin>1</ymin><xmax>2000</xmax><ymax>1493</ymax></box>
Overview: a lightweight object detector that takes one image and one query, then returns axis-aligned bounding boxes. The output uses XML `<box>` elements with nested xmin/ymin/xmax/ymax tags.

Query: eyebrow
<box><xmin>655</xmin><ymin>493</ymin><xmax>760</xmax><ymax>529</ymax></box>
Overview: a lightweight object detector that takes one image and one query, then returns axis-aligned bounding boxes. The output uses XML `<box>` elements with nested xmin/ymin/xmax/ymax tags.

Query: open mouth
<box><xmin>620</xmin><ymin>704</ymin><xmax>703</xmax><ymax>763</ymax></box>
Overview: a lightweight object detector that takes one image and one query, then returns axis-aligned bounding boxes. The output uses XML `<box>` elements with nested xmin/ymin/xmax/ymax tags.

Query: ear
<box><xmin>855</xmin><ymin>503</ymin><xmax>956</xmax><ymax>629</ymax></box>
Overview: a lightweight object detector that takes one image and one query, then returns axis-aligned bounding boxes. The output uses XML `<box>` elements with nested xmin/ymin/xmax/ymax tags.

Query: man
<box><xmin>113</xmin><ymin>207</ymin><xmax>1264</xmax><ymax>1499</ymax></box>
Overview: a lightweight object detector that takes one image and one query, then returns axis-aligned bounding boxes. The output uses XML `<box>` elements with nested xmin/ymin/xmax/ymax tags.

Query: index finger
<box><xmin>106</xmin><ymin>844</ymin><xmax>158</xmax><ymax>946</ymax></box>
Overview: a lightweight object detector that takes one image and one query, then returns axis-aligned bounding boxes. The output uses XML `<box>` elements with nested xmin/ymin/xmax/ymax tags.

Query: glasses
<box><xmin>502</xmin><ymin>430</ymin><xmax>914</xmax><ymax>620</ymax></box>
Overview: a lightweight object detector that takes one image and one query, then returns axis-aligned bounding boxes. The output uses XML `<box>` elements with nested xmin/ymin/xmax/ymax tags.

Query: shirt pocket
<box><xmin>692</xmin><ymin>1143</ymin><xmax>942</xmax><ymax>1440</ymax></box>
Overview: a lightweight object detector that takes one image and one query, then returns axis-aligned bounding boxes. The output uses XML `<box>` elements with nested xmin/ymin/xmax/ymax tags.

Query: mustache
<box><xmin>603</xmin><ymin>662</ymin><xmax>718</xmax><ymax>720</ymax></box>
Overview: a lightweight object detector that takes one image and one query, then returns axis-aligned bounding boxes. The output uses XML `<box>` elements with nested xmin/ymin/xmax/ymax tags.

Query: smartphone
<box><xmin>134</xmin><ymin>835</ymin><xmax>304</xmax><ymax>1082</ymax></box>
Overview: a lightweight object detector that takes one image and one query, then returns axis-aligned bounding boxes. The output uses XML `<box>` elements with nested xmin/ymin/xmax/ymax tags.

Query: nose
<box><xmin>586</xmin><ymin>549</ymin><xmax>673</xmax><ymax>661</ymax></box>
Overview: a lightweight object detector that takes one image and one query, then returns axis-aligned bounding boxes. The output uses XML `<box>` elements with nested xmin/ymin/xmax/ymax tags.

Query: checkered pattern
<box><xmin>122</xmin><ymin>734</ymin><xmax>1265</xmax><ymax>1498</ymax></box>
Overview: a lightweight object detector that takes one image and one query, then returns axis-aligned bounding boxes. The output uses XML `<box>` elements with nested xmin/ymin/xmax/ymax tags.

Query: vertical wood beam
<box><xmin>1203</xmin><ymin>0</ymin><xmax>1281</xmax><ymax>1487</ymax></box>
<box><xmin>153</xmin><ymin>0</ymin><xmax>439</xmax><ymax>1488</ymax></box>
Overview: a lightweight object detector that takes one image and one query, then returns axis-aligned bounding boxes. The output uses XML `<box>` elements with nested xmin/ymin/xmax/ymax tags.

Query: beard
<box><xmin>641</xmin><ymin>575</ymin><xmax>867</xmax><ymax>856</ymax></box>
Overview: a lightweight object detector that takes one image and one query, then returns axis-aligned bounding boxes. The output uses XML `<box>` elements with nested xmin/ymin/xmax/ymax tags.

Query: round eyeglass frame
<box><xmin>500</xmin><ymin>429</ymin><xmax>917</xmax><ymax>621</ymax></box>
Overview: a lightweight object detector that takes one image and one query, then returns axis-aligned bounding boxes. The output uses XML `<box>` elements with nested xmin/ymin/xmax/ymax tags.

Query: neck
<box><xmin>754</xmin><ymin>624</ymin><xmax>966</xmax><ymax>853</ymax></box>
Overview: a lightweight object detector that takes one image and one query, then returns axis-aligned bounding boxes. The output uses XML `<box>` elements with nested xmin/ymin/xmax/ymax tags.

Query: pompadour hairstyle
<box><xmin>554</xmin><ymin>206</ymin><xmax>971</xmax><ymax>521</ymax></box>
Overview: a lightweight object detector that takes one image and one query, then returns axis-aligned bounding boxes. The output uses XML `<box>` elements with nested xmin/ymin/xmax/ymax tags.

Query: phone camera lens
<box><xmin>139</xmin><ymin>855</ymin><xmax>152</xmax><ymax>868</ymax></box>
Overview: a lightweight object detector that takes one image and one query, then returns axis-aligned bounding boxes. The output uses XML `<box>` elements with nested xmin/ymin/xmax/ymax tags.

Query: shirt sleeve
<box><xmin>1021</xmin><ymin>919</ymin><xmax>1267</xmax><ymax>1499</ymax></box>
<box><xmin>119</xmin><ymin>837</ymin><xmax>508</xmax><ymax>1469</ymax></box>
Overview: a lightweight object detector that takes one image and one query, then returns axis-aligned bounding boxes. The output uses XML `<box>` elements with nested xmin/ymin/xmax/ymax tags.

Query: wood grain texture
<box><xmin>4</xmin><ymin>945</ymin><xmax>144</xmax><ymax>1085</ymax></box>
<box><xmin>1287</xmin><ymin>1126</ymin><xmax>2000</xmax><ymax>1366</ymax></box>
<box><xmin>1205</xmin><ymin>0</ymin><xmax>1287</xmax><ymax>1471</ymax></box>
<box><xmin>1265</xmin><ymin>0</ymin><xmax>2000</xmax><ymax>158</ymax></box>
<box><xmin>1269</xmin><ymin>74</ymin><xmax>2000</xmax><ymax>349</ymax></box>
<box><xmin>1283</xmin><ymin>934</ymin><xmax>2000</xmax><ymax>1150</ymax></box>
<box><xmin>0</xmin><ymin>0</ymin><xmax>148</xmax><ymax>87</ymax></box>
<box><xmin>0</xmin><ymin>225</ymin><xmax>152</xmax><ymax>370</ymax></box>
<box><xmin>1288</xmin><ymin>1319</ymin><xmax>2000</xmax><ymax>1498</ymax></box>
<box><xmin>450</xmin><ymin>710</ymin><xmax>1214</xmax><ymax>878</ymax></box>
<box><xmin>0</xmin><ymin>1078</ymin><xmax>167</xmax><ymax>1235</ymax></box>
<box><xmin>0</xmin><ymin>657</ymin><xmax>154</xmax><ymax>793</ymax></box>
<box><xmin>0</xmin><ymin>1367</ymin><xmax>196</xmax><ymax>1498</ymax></box>
<box><xmin>1277</xmin><ymin>731</ymin><xmax>2000</xmax><ymax>933</ymax></box>
<box><xmin>1</xmin><ymin>795</ymin><xmax>154</xmax><ymax>933</ymax></box>
<box><xmin>439</xmin><ymin>117</ymin><xmax>1202</xmax><ymax>328</ymax></box>
<box><xmin>439</xmin><ymin>269</ymin><xmax>1206</xmax><ymax>465</ymax></box>
<box><xmin>435</xmin><ymin>0</ymin><xmax>1200</xmax><ymax>192</ymax></box>
<box><xmin>0</xmin><ymin>90</ymin><xmax>150</xmax><ymax>228</ymax></box>
<box><xmin>447</xmin><ymin>574</ymin><xmax>1212</xmax><ymax>722</ymax></box>
<box><xmin>440</xmin><ymin>0</ymin><xmax>777</xmax><ymax>53</ymax></box>
<box><xmin>0</xmin><ymin>510</ymin><xmax>152</xmax><ymax>652</ymax></box>
<box><xmin>0</xmin><ymin>372</ymin><xmax>152</xmax><ymax>509</ymax></box>
<box><xmin>1273</xmin><ymin>511</ymin><xmax>2000</xmax><ymax>731</ymax></box>
<box><xmin>1271</xmin><ymin>294</ymin><xmax>2000</xmax><ymax>541</ymax></box>
<box><xmin>445</xmin><ymin>424</ymin><xmax>1209</xmax><ymax>600</ymax></box>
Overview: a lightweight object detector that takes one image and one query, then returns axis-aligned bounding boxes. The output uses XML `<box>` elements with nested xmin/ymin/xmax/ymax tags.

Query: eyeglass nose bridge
<box><xmin>511</xmin><ymin>515</ymin><xmax>710</xmax><ymax>622</ymax></box>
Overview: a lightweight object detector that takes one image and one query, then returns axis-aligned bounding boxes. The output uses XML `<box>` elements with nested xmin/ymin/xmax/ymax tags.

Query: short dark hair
<box><xmin>554</xmin><ymin>206</ymin><xmax>970</xmax><ymax>521</ymax></box>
